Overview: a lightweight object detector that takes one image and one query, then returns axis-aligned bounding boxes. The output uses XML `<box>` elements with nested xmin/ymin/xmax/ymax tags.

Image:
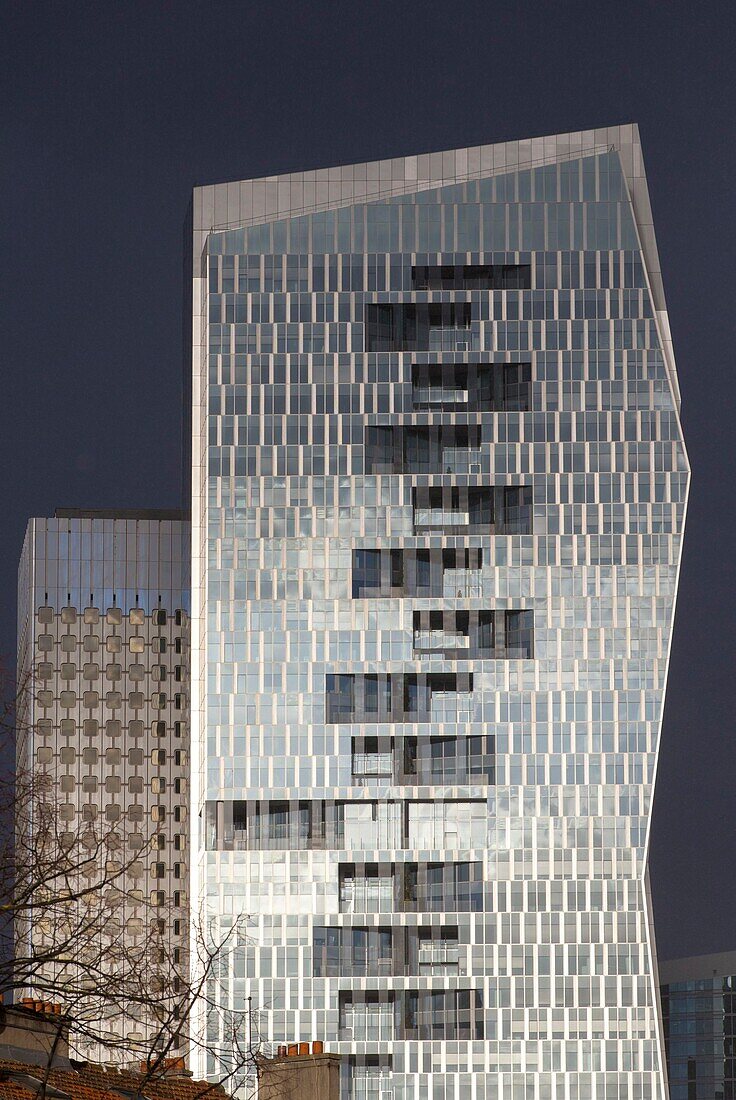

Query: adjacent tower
<box><xmin>189</xmin><ymin>125</ymin><xmax>688</xmax><ymax>1099</ymax></box>
<box><xmin>17</xmin><ymin>509</ymin><xmax>190</xmax><ymax>1061</ymax></box>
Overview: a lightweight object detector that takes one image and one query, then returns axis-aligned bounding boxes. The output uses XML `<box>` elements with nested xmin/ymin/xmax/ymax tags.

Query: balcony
<box><xmin>352</xmin><ymin>548</ymin><xmax>483</xmax><ymax>599</ymax></box>
<box><xmin>443</xmin><ymin>569</ymin><xmax>483</xmax><ymax>599</ymax></box>
<box><xmin>412</xmin><ymin>486</ymin><xmax>532</xmax><ymax>536</ymax></box>
<box><xmin>351</xmin><ymin>751</ymin><xmax>393</xmax><ymax>783</ymax></box>
<box><xmin>411</xmin><ymin>362</ymin><xmax>532</xmax><ymax>412</ymax></box>
<box><xmin>441</xmin><ymin>448</ymin><xmax>484</xmax><ymax>474</ymax></box>
<box><xmin>365</xmin><ymin>425</ymin><xmax>482</xmax><ymax>475</ymax></box>
<box><xmin>365</xmin><ymin>303</ymin><xmax>472</xmax><ymax>353</ymax></box>
<box><xmin>326</xmin><ymin>672</ymin><xmax>474</xmax><ymax>724</ymax></box>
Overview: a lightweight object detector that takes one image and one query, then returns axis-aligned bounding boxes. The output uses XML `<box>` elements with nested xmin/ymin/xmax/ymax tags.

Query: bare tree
<box><xmin>0</xmin><ymin>667</ymin><xmax>264</xmax><ymax>1099</ymax></box>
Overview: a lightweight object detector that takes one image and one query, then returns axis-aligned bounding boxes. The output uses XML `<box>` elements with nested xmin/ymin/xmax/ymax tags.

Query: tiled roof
<box><xmin>0</xmin><ymin>1061</ymin><xmax>229</xmax><ymax>1100</ymax></box>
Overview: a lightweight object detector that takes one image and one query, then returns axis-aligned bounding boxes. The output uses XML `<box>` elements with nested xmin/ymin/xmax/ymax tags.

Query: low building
<box><xmin>659</xmin><ymin>950</ymin><xmax>736</xmax><ymax>1100</ymax></box>
<box><xmin>257</xmin><ymin>1046</ymin><xmax>339</xmax><ymax>1100</ymax></box>
<box><xmin>0</xmin><ymin>1004</ymin><xmax>226</xmax><ymax>1100</ymax></box>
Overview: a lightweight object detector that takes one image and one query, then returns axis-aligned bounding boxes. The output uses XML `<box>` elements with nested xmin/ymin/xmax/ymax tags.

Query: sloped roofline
<box><xmin>190</xmin><ymin>123</ymin><xmax>678</xmax><ymax>409</ymax></box>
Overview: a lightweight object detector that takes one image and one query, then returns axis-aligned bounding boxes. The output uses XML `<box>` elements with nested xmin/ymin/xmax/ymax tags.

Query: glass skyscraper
<box><xmin>660</xmin><ymin>952</ymin><xmax>736</xmax><ymax>1100</ymax></box>
<box><xmin>188</xmin><ymin>125</ymin><xmax>688</xmax><ymax>1099</ymax></box>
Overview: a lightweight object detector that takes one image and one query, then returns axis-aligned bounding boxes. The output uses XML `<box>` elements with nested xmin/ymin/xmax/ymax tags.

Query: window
<box><xmin>106</xmin><ymin>607</ymin><xmax>122</xmax><ymax>625</ymax></box>
<box><xmin>352</xmin><ymin>549</ymin><xmax>382</xmax><ymax>596</ymax></box>
<box><xmin>129</xmin><ymin>608</ymin><xmax>145</xmax><ymax>625</ymax></box>
<box><xmin>83</xmin><ymin>607</ymin><xmax>99</xmax><ymax>624</ymax></box>
<box><xmin>37</xmin><ymin>606</ymin><xmax>54</xmax><ymax>624</ymax></box>
<box><xmin>505</xmin><ymin>610</ymin><xmax>534</xmax><ymax>658</ymax></box>
<box><xmin>153</xmin><ymin>609</ymin><xmax>167</xmax><ymax>626</ymax></box>
<box><xmin>129</xmin><ymin>636</ymin><xmax>145</xmax><ymax>653</ymax></box>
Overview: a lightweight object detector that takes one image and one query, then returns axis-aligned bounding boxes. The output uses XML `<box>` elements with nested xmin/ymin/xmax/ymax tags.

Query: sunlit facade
<box><xmin>17</xmin><ymin>509</ymin><xmax>190</xmax><ymax>1060</ymax></box>
<box><xmin>189</xmin><ymin>125</ymin><xmax>688</xmax><ymax>1099</ymax></box>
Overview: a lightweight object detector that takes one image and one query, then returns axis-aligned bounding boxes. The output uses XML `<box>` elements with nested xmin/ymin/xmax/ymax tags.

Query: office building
<box><xmin>660</xmin><ymin>951</ymin><xmax>736</xmax><ymax>1100</ymax></box>
<box><xmin>187</xmin><ymin>125</ymin><xmax>688</xmax><ymax>1098</ymax></box>
<box><xmin>16</xmin><ymin>509</ymin><xmax>190</xmax><ymax>1061</ymax></box>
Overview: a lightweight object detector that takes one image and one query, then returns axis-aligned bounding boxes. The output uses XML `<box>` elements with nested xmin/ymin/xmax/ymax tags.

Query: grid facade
<box><xmin>17</xmin><ymin>512</ymin><xmax>191</xmax><ymax>1060</ymax></box>
<box><xmin>660</xmin><ymin>953</ymin><xmax>736</xmax><ymax>1100</ymax></box>
<box><xmin>189</xmin><ymin>126</ymin><xmax>688</xmax><ymax>1100</ymax></box>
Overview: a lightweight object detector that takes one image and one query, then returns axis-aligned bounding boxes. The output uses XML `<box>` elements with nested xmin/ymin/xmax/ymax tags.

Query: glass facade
<box><xmin>189</xmin><ymin>126</ymin><xmax>688</xmax><ymax>1099</ymax></box>
<box><xmin>660</xmin><ymin>954</ymin><xmax>736</xmax><ymax>1100</ymax></box>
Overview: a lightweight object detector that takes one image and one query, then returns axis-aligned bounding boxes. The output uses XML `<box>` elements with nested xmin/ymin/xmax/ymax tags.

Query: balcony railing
<box><xmin>351</xmin><ymin>753</ymin><xmax>393</xmax><ymax>780</ymax></box>
<box><xmin>417</xmin><ymin>945</ymin><xmax>461</xmax><ymax>971</ymax></box>
<box><xmin>412</xmin><ymin>386</ymin><xmax>469</xmax><ymax>407</ymax></box>
<box><xmin>413</xmin><ymin>630</ymin><xmax>470</xmax><ymax>653</ymax></box>
<box><xmin>413</xmin><ymin>509</ymin><xmax>471</xmax><ymax>529</ymax></box>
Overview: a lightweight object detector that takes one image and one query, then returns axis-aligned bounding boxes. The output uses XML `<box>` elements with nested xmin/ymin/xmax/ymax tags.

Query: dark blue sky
<box><xmin>1</xmin><ymin>0</ymin><xmax>734</xmax><ymax>960</ymax></box>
